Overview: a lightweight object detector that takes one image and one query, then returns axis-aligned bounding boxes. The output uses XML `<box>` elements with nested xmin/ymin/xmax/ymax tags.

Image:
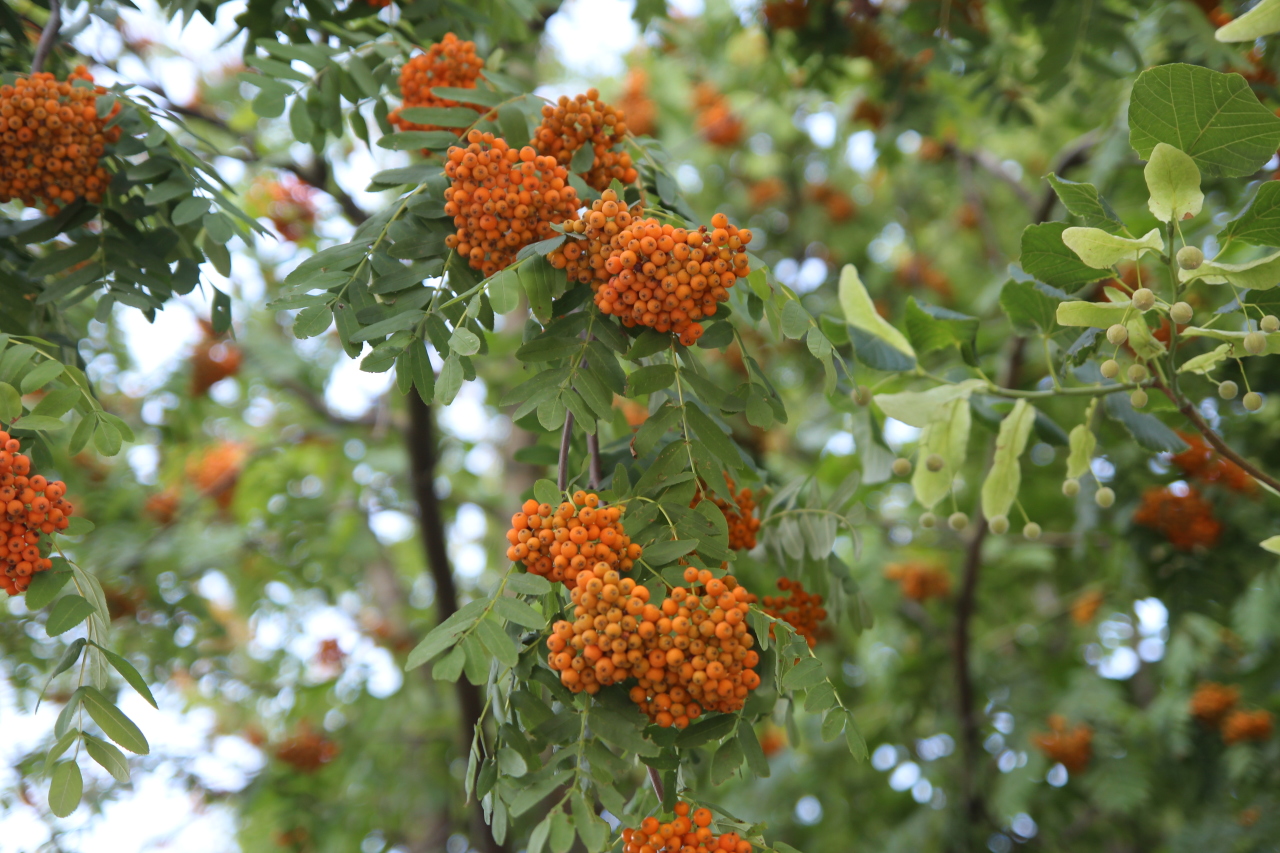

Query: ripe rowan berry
<box><xmin>1189</xmin><ymin>682</ymin><xmax>1239</xmax><ymax>726</ymax></box>
<box><xmin>190</xmin><ymin>320</ymin><xmax>243</xmax><ymax>396</ymax></box>
<box><xmin>443</xmin><ymin>131</ymin><xmax>579</xmax><ymax>275</ymax></box>
<box><xmin>692</xmin><ymin>83</ymin><xmax>743</xmax><ymax>148</ymax></box>
<box><xmin>0</xmin><ymin>431</ymin><xmax>74</xmax><ymax>597</ymax></box>
<box><xmin>534</xmin><ymin>89</ymin><xmax>637</xmax><ymax>192</ymax></box>
<box><xmin>693</xmin><ymin>476</ymin><xmax>761</xmax><ymax>551</ymax></box>
<box><xmin>0</xmin><ymin>67</ymin><xmax>120</xmax><ymax>214</ymax></box>
<box><xmin>245</xmin><ymin>174</ymin><xmax>317</xmax><ymax>243</ymax></box>
<box><xmin>507</xmin><ymin>490</ymin><xmax>639</xmax><ymax>586</ymax></box>
<box><xmin>1222</xmin><ymin>708</ymin><xmax>1273</xmax><ymax>744</ymax></box>
<box><xmin>619</xmin><ymin>69</ymin><xmax>657</xmax><ymax>137</ymax></box>
<box><xmin>388</xmin><ymin>34</ymin><xmax>486</xmax><ymax>135</ymax></box>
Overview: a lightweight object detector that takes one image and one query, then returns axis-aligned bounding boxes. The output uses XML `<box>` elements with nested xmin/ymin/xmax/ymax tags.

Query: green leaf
<box><xmin>83</xmin><ymin>733</ymin><xmax>130</xmax><ymax>782</ymax></box>
<box><xmin>980</xmin><ymin>399</ymin><xmax>1037</xmax><ymax>522</ymax></box>
<box><xmin>820</xmin><ymin>707</ymin><xmax>847</xmax><ymax>741</ymax></box>
<box><xmin>25</xmin><ymin>568</ymin><xmax>72</xmax><ymax>610</ymax></box>
<box><xmin>488</xmin><ymin>268</ymin><xmax>522</xmax><ymax>314</ymax></box>
<box><xmin>82</xmin><ymin>687</ymin><xmax>149</xmax><ymax>754</ymax></box>
<box><xmin>507</xmin><ymin>572</ymin><xmax>552</xmax><ymax>596</ymax></box>
<box><xmin>1044</xmin><ymin>174</ymin><xmax>1124</xmax><ymax>233</ymax></box>
<box><xmin>1220</xmin><ymin>182</ymin><xmax>1280</xmax><ymax>248</ymax></box>
<box><xmin>904</xmin><ymin>298</ymin><xmax>978</xmax><ymax>361</ymax></box>
<box><xmin>1066</xmin><ymin>423</ymin><xmax>1096</xmax><ymax>480</ymax></box>
<box><xmin>0</xmin><ymin>381</ymin><xmax>19</xmax><ymax>423</ymax></box>
<box><xmin>93</xmin><ymin>418</ymin><xmax>122</xmax><ymax>455</ymax></box>
<box><xmin>1179</xmin><ymin>249</ymin><xmax>1280</xmax><ymax>290</ymax></box>
<box><xmin>1179</xmin><ymin>343</ymin><xmax>1232</xmax><ymax>375</ymax></box>
<box><xmin>21</xmin><ymin>359</ymin><xmax>64</xmax><ymax>393</ymax></box>
<box><xmin>46</xmin><ymin>595</ymin><xmax>95</xmax><ymax>636</ymax></box>
<box><xmin>377</xmin><ymin>130</ymin><xmax>460</xmax><ymax>151</ymax></box>
<box><xmin>1216</xmin><ymin>0</ymin><xmax>1280</xmax><ymax>40</ymax></box>
<box><xmin>780</xmin><ymin>300</ymin><xmax>810</xmax><ymax>339</ymax></box>
<box><xmin>519</xmin><ymin>256</ymin><xmax>555</xmax><ymax>323</ymax></box>
<box><xmin>1260</xmin><ymin>535</ymin><xmax>1280</xmax><ymax>555</ymax></box>
<box><xmin>803</xmin><ymin>681</ymin><xmax>838</xmax><ymax>713</ymax></box>
<box><xmin>639</xmin><ymin>538</ymin><xmax>699</xmax><ymax>566</ymax></box>
<box><xmin>1020</xmin><ymin>223</ymin><xmax>1112</xmax><ymax>292</ymax></box>
<box><xmin>493</xmin><ymin>596</ymin><xmax>544</xmax><ymax>630</ymax></box>
<box><xmin>433</xmin><ymin>645</ymin><xmax>466</xmax><ymax>682</ymax></box>
<box><xmin>1062</xmin><ymin>227</ymin><xmax>1164</xmax><ymax>269</ymax></box>
<box><xmin>397</xmin><ymin>106</ymin><xmax>480</xmax><ymax>127</ymax></box>
<box><xmin>588</xmin><ymin>706</ymin><xmax>658</xmax><ymax>756</ymax></box>
<box><xmin>549</xmin><ymin>810</ymin><xmax>575</xmax><ymax>853</ymax></box>
<box><xmin>32</xmin><ymin>387</ymin><xmax>81</xmax><ymax>419</ymax></box>
<box><xmin>674</xmin><ymin>712</ymin><xmax>738</xmax><ymax>749</ymax></box>
<box><xmin>711</xmin><ymin>736</ymin><xmax>744</xmax><ymax>785</ymax></box>
<box><xmin>1128</xmin><ymin>64</ymin><xmax>1280</xmax><ymax>178</ymax></box>
<box><xmin>1103</xmin><ymin>392</ymin><xmax>1188</xmax><ymax>453</ymax></box>
<box><xmin>1144</xmin><ymin>143</ymin><xmax>1203</xmax><ymax>224</ymax></box>
<box><xmin>781</xmin><ymin>658</ymin><xmax>826</xmax><ymax>691</ymax></box>
<box><xmin>844</xmin><ymin>714</ymin><xmax>868</xmax><ymax>761</ymax></box>
<box><xmin>405</xmin><ymin>600</ymin><xmax>486</xmax><ymax>670</ymax></box>
<box><xmin>40</xmin><ymin>639</ymin><xmax>86</xmax><ymax>705</ymax></box>
<box><xmin>683</xmin><ymin>404</ymin><xmax>742</xmax><ymax>470</ymax></box>
<box><xmin>528</xmin><ymin>815</ymin><xmax>552</xmax><ymax>853</ymax></box>
<box><xmin>1055</xmin><ymin>300</ymin><xmax>1131</xmax><ymax>329</ymax></box>
<box><xmin>48</xmin><ymin>760</ymin><xmax>82</xmax><ymax>817</ymax></box>
<box><xmin>912</xmin><ymin>397</ymin><xmax>973</xmax><ymax>510</ymax></box>
<box><xmin>102</xmin><ymin>648</ymin><xmax>158</xmax><ymax>708</ymax></box>
<box><xmin>628</xmin><ymin>364</ymin><xmax>676</xmax><ymax>396</ymax></box>
<box><xmin>430</xmin><ymin>85</ymin><xmax>504</xmax><ymax>107</ymax></box>
<box><xmin>999</xmin><ymin>281</ymin><xmax>1060</xmax><ymax>334</ymax></box>
<box><xmin>436</xmin><ymin>354</ymin><xmax>464</xmax><ymax>405</ymax></box>
<box><xmin>574</xmin><ymin>792</ymin><xmax>608</xmax><ymax>851</ymax></box>
<box><xmin>838</xmin><ymin>265</ymin><xmax>915</xmax><ymax>362</ymax></box>
<box><xmin>874</xmin><ymin>379</ymin><xmax>986</xmax><ymax>428</ymax></box>
<box><xmin>475</xmin><ymin>615</ymin><xmax>518</xmax><ymax>667</ymax></box>
<box><xmin>1126</xmin><ymin>316</ymin><xmax>1167</xmax><ymax>361</ymax></box>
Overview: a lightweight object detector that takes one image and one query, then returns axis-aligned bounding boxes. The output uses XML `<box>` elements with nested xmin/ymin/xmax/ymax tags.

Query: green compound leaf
<box><xmin>1128</xmin><ymin>63</ymin><xmax>1280</xmax><ymax>178</ymax></box>
<box><xmin>48</xmin><ymin>760</ymin><xmax>83</xmax><ymax>818</ymax></box>
<box><xmin>1044</xmin><ymin>173</ymin><xmax>1124</xmax><ymax>233</ymax></box>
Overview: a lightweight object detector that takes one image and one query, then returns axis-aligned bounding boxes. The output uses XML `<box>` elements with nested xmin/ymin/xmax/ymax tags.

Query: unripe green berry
<box><xmin>1244</xmin><ymin>391</ymin><xmax>1263</xmax><ymax>412</ymax></box>
<box><xmin>1263</xmin><ymin>315</ymin><xmax>1279</xmax><ymax>334</ymax></box>
<box><xmin>1245</xmin><ymin>331</ymin><xmax>1267</xmax><ymax>355</ymax></box>
<box><xmin>1170</xmin><ymin>302</ymin><xmax>1194</xmax><ymax>324</ymax></box>
<box><xmin>1132</xmin><ymin>288</ymin><xmax>1155</xmax><ymax>311</ymax></box>
<box><xmin>1062</xmin><ymin>478</ymin><xmax>1080</xmax><ymax>497</ymax></box>
<box><xmin>919</xmin><ymin>512</ymin><xmax>936</xmax><ymax>529</ymax></box>
<box><xmin>1219</xmin><ymin>380</ymin><xmax>1239</xmax><ymax>400</ymax></box>
<box><xmin>926</xmin><ymin>453</ymin><xmax>946</xmax><ymax>472</ymax></box>
<box><xmin>892</xmin><ymin>458</ymin><xmax>912</xmax><ymax>477</ymax></box>
<box><xmin>1177</xmin><ymin>245</ymin><xmax>1204</xmax><ymax>270</ymax></box>
<box><xmin>1100</xmin><ymin>359</ymin><xmax>1120</xmax><ymax>379</ymax></box>
<box><xmin>1023</xmin><ymin>521</ymin><xmax>1042</xmax><ymax>541</ymax></box>
<box><xmin>1106</xmin><ymin>324</ymin><xmax>1128</xmax><ymax>345</ymax></box>
<box><xmin>1095</xmin><ymin>487</ymin><xmax>1116</xmax><ymax>508</ymax></box>
<box><xmin>948</xmin><ymin>511</ymin><xmax>969</xmax><ymax>532</ymax></box>
<box><xmin>989</xmin><ymin>515</ymin><xmax>1009</xmax><ymax>535</ymax></box>
<box><xmin>853</xmin><ymin>385</ymin><xmax>872</xmax><ymax>406</ymax></box>
<box><xmin>1131</xmin><ymin>389</ymin><xmax>1148</xmax><ymax>408</ymax></box>
<box><xmin>1127</xmin><ymin>363</ymin><xmax>1148</xmax><ymax>382</ymax></box>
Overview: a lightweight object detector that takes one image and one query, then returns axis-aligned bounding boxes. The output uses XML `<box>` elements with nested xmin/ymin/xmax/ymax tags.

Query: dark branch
<box><xmin>586</xmin><ymin>433</ymin><xmax>602</xmax><ymax>489</ymax></box>
<box><xmin>31</xmin><ymin>0</ymin><xmax>61</xmax><ymax>74</ymax></box>
<box><xmin>1154</xmin><ymin>378</ymin><xmax>1280</xmax><ymax>493</ymax></box>
<box><xmin>557</xmin><ymin>412</ymin><xmax>575</xmax><ymax>492</ymax></box>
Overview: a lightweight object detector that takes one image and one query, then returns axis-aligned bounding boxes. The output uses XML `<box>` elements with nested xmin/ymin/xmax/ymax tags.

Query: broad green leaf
<box><xmin>83</xmin><ymin>733</ymin><xmax>130</xmax><ymax>782</ymax></box>
<box><xmin>1020</xmin><ymin>223</ymin><xmax>1112</xmax><ymax>292</ymax></box>
<box><xmin>874</xmin><ymin>379</ymin><xmax>985</xmax><ymax>428</ymax></box>
<box><xmin>0</xmin><ymin>382</ymin><xmax>20</xmax><ymax>423</ymax></box>
<box><xmin>1103</xmin><ymin>393</ymin><xmax>1188</xmax><ymax>453</ymax></box>
<box><xmin>1044</xmin><ymin>173</ymin><xmax>1124</xmax><ymax>233</ymax></box>
<box><xmin>1055</xmin><ymin>301</ymin><xmax>1131</xmax><ymax>329</ymax></box>
<box><xmin>1216</xmin><ymin>0</ymin><xmax>1280</xmax><ymax>41</ymax></box>
<box><xmin>1144</xmin><ymin>143</ymin><xmax>1203</xmax><ymax>224</ymax></box>
<box><xmin>1179</xmin><ymin>250</ymin><xmax>1280</xmax><ymax>290</ymax></box>
<box><xmin>493</xmin><ymin>596</ymin><xmax>544</xmax><ymax>630</ymax></box>
<box><xmin>780</xmin><ymin>300</ymin><xmax>810</xmax><ymax>339</ymax></box>
<box><xmin>905</xmin><ymin>298</ymin><xmax>977</xmax><ymax>362</ymax></box>
<box><xmin>980</xmin><ymin>399</ymin><xmax>1036</xmax><ymax>522</ymax></box>
<box><xmin>821</xmin><ymin>707</ymin><xmax>847</xmax><ymax>741</ymax></box>
<box><xmin>519</xmin><ymin>256</ymin><xmax>555</xmax><ymax>323</ymax></box>
<box><xmin>845</xmin><ymin>714</ymin><xmax>868</xmax><ymax>761</ymax></box>
<box><xmin>628</xmin><ymin>364</ymin><xmax>676</xmax><ymax>396</ymax></box>
<box><xmin>21</xmin><ymin>360</ymin><xmax>65</xmax><ymax>393</ymax></box>
<box><xmin>48</xmin><ymin>760</ymin><xmax>82</xmax><ymax>817</ymax></box>
<box><xmin>1066</xmin><ymin>423</ymin><xmax>1096</xmax><ymax>480</ymax></box>
<box><xmin>1129</xmin><ymin>64</ymin><xmax>1280</xmax><ymax>178</ymax></box>
<box><xmin>549</xmin><ymin>810</ymin><xmax>575</xmax><ymax>853</ymax></box>
<box><xmin>436</xmin><ymin>354</ymin><xmax>464</xmax><ymax>405</ymax></box>
<box><xmin>474</xmin><ymin>615</ymin><xmax>519</xmax><ymax>668</ymax></box>
<box><xmin>405</xmin><ymin>599</ymin><xmax>487</xmax><ymax>669</ymax></box>
<box><xmin>430</xmin><ymin>85</ymin><xmax>504</xmax><ymax>107</ymax></box>
<box><xmin>25</xmin><ymin>568</ymin><xmax>72</xmax><ymax>610</ymax></box>
<box><xmin>1179</xmin><ymin>326</ymin><xmax>1280</xmax><ymax>357</ymax></box>
<box><xmin>837</xmin><ymin>264</ymin><xmax>915</xmax><ymax>361</ymax></box>
<box><xmin>711</xmin><ymin>736</ymin><xmax>744</xmax><ymax>785</ymax></box>
<box><xmin>999</xmin><ymin>280</ymin><xmax>1061</xmax><ymax>334</ymax></box>
<box><xmin>1062</xmin><ymin>227</ymin><xmax>1164</xmax><ymax>269</ymax></box>
<box><xmin>588</xmin><ymin>706</ymin><xmax>658</xmax><ymax>756</ymax></box>
<box><xmin>488</xmin><ymin>268</ymin><xmax>522</xmax><ymax>314</ymax></box>
<box><xmin>82</xmin><ymin>687</ymin><xmax>149</xmax><ymax>754</ymax></box>
<box><xmin>1179</xmin><ymin>343</ymin><xmax>1232</xmax><ymax>375</ymax></box>
<box><xmin>397</xmin><ymin>106</ymin><xmax>481</xmax><ymax>127</ymax></box>
<box><xmin>738</xmin><ymin>724</ymin><xmax>771</xmax><ymax>778</ymax></box>
<box><xmin>46</xmin><ymin>595</ymin><xmax>95</xmax><ymax>636</ymax></box>
<box><xmin>506</xmin><ymin>572</ymin><xmax>552</xmax><ymax>596</ymax></box>
<box><xmin>1220</xmin><ymin>182</ymin><xmax>1280</xmax><ymax>248</ymax></box>
<box><xmin>912</xmin><ymin>398</ymin><xmax>972</xmax><ymax>510</ymax></box>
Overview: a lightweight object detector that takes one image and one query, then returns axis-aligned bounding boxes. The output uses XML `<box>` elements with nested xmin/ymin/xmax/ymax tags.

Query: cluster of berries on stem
<box><xmin>534</xmin><ymin>89</ymin><xmax>637</xmax><ymax>191</ymax></box>
<box><xmin>1190</xmin><ymin>682</ymin><xmax>1274</xmax><ymax>744</ymax></box>
<box><xmin>0</xmin><ymin>432</ymin><xmax>74</xmax><ymax>596</ymax></box>
<box><xmin>621</xmin><ymin>801</ymin><xmax>753</xmax><ymax>853</ymax></box>
<box><xmin>389</xmin><ymin>33</ymin><xmax>485</xmax><ymax>134</ymax></box>
<box><xmin>760</xmin><ymin>578</ymin><xmax>825</xmax><ymax>648</ymax></box>
<box><xmin>506</xmin><ymin>491</ymin><xmax>641</xmax><ymax>587</ymax></box>
<box><xmin>1032</xmin><ymin>715</ymin><xmax>1093</xmax><ymax>774</ymax></box>
<box><xmin>883</xmin><ymin>560</ymin><xmax>951</xmax><ymax>602</ymax></box>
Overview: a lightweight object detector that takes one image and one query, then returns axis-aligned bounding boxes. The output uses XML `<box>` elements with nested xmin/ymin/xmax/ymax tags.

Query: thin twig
<box><xmin>586</xmin><ymin>433</ymin><xmax>602</xmax><ymax>489</ymax></box>
<box><xmin>31</xmin><ymin>0</ymin><xmax>61</xmax><ymax>74</ymax></box>
<box><xmin>1154</xmin><ymin>378</ymin><xmax>1280</xmax><ymax>493</ymax></box>
<box><xmin>647</xmin><ymin>766</ymin><xmax>664</xmax><ymax>802</ymax></box>
<box><xmin>557</xmin><ymin>413</ymin><xmax>575</xmax><ymax>492</ymax></box>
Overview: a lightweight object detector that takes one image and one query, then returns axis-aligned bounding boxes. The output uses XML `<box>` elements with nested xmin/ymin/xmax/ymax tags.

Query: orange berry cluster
<box><xmin>506</xmin><ymin>491</ymin><xmax>641</xmax><ymax>587</ymax></box>
<box><xmin>619</xmin><ymin>68</ymin><xmax>656</xmax><ymax>137</ymax></box>
<box><xmin>760</xmin><ymin>578</ymin><xmax>825</xmax><ymax>648</ymax></box>
<box><xmin>627</xmin><ymin>566</ymin><xmax>761</xmax><ymax>726</ymax></box>
<box><xmin>534</xmin><ymin>89</ymin><xmax>637</xmax><ymax>192</ymax></box>
<box><xmin>191</xmin><ymin>320</ymin><xmax>243</xmax><ymax>397</ymax></box>
<box><xmin>0</xmin><ymin>433</ymin><xmax>73</xmax><ymax>597</ymax></box>
<box><xmin>1171</xmin><ymin>432</ymin><xmax>1256</xmax><ymax>494</ymax></box>
<box><xmin>1032</xmin><ymin>715</ymin><xmax>1092</xmax><ymax>774</ymax></box>
<box><xmin>606</xmin><ymin>210</ymin><xmax>750</xmax><ymax>344</ymax></box>
<box><xmin>443</xmin><ymin>131</ymin><xmax>579</xmax><ymax>275</ymax></box>
<box><xmin>1133</xmin><ymin>485</ymin><xmax>1222</xmax><ymax>551</ymax></box>
<box><xmin>188</xmin><ymin>442</ymin><xmax>247</xmax><ymax>510</ymax></box>
<box><xmin>0</xmin><ymin>67</ymin><xmax>120</xmax><ymax>216</ymax></box>
<box><xmin>692</xmin><ymin>83</ymin><xmax>743</xmax><ymax>148</ymax></box>
<box><xmin>246</xmin><ymin>174</ymin><xmax>317</xmax><ymax>244</ymax></box>
<box><xmin>883</xmin><ymin>561</ymin><xmax>951</xmax><ymax>602</ymax></box>
<box><xmin>1190</xmin><ymin>681</ymin><xmax>1241</xmax><ymax>726</ymax></box>
<box><xmin>547</xmin><ymin>562</ymin><xmax>651</xmax><ymax>693</ymax></box>
<box><xmin>1223</xmin><ymin>709</ymin><xmax>1273</xmax><ymax>745</ymax></box>
<box><xmin>622</xmin><ymin>802</ymin><xmax>753</xmax><ymax>853</ymax></box>
<box><xmin>710</xmin><ymin>477</ymin><xmax>761</xmax><ymax>551</ymax></box>
<box><xmin>275</xmin><ymin>723</ymin><xmax>340</xmax><ymax>773</ymax></box>
<box><xmin>548</xmin><ymin>188</ymin><xmax>636</xmax><ymax>284</ymax></box>
<box><xmin>807</xmin><ymin>183</ymin><xmax>857</xmax><ymax>222</ymax></box>
<box><xmin>144</xmin><ymin>487</ymin><xmax>179</xmax><ymax>525</ymax></box>
<box><xmin>1070</xmin><ymin>589</ymin><xmax>1103</xmax><ymax>626</ymax></box>
<box><xmin>763</xmin><ymin>0</ymin><xmax>809</xmax><ymax>29</ymax></box>
<box><xmin>895</xmin><ymin>255</ymin><xmax>954</xmax><ymax>302</ymax></box>
<box><xmin>388</xmin><ymin>33</ymin><xmax>485</xmax><ymax>134</ymax></box>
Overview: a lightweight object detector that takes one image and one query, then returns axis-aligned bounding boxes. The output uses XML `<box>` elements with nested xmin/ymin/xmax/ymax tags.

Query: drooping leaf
<box><xmin>1066</xmin><ymin>422</ymin><xmax>1097</xmax><ymax>480</ymax></box>
<box><xmin>1178</xmin><ymin>250</ymin><xmax>1280</xmax><ymax>290</ymax></box>
<box><xmin>1055</xmin><ymin>300</ymin><xmax>1131</xmax><ymax>329</ymax></box>
<box><xmin>1044</xmin><ymin>174</ymin><xmax>1124</xmax><ymax>233</ymax></box>
<box><xmin>1062</xmin><ymin>227</ymin><xmax>1164</xmax><ymax>269</ymax></box>
<box><xmin>980</xmin><ymin>399</ymin><xmax>1037</xmax><ymax>522</ymax></box>
<box><xmin>1144</xmin><ymin>143</ymin><xmax>1203</xmax><ymax>224</ymax></box>
<box><xmin>912</xmin><ymin>398</ymin><xmax>972</xmax><ymax>510</ymax></box>
<box><xmin>874</xmin><ymin>379</ymin><xmax>986</xmax><ymax>428</ymax></box>
<box><xmin>999</xmin><ymin>280</ymin><xmax>1061</xmax><ymax>334</ymax></box>
<box><xmin>1216</xmin><ymin>0</ymin><xmax>1280</xmax><ymax>42</ymax></box>
<box><xmin>837</xmin><ymin>265</ymin><xmax>915</xmax><ymax>363</ymax></box>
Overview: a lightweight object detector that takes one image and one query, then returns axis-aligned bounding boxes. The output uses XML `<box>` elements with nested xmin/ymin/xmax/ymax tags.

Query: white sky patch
<box><xmin>846</xmin><ymin>130</ymin><xmax>879</xmax><ymax>174</ymax></box>
<box><xmin>370</xmin><ymin>509</ymin><xmax>415</xmax><ymax>544</ymax></box>
<box><xmin>883</xmin><ymin>418</ymin><xmax>921</xmax><ymax>450</ymax></box>
<box><xmin>325</xmin><ymin>356</ymin><xmax>393</xmax><ymax>419</ymax></box>
<box><xmin>544</xmin><ymin>0</ymin><xmax>639</xmax><ymax>76</ymax></box>
<box><xmin>115</xmin><ymin>302</ymin><xmax>201</xmax><ymax>397</ymax></box>
<box><xmin>804</xmin><ymin>111</ymin><xmax>838</xmax><ymax>149</ymax></box>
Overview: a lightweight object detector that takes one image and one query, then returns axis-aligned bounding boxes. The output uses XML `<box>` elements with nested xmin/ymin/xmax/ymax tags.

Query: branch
<box><xmin>1154</xmin><ymin>378</ymin><xmax>1280</xmax><ymax>493</ymax></box>
<box><xmin>586</xmin><ymin>433</ymin><xmax>602</xmax><ymax>489</ymax></box>
<box><xmin>557</xmin><ymin>412</ymin><xmax>575</xmax><ymax>492</ymax></box>
<box><xmin>31</xmin><ymin>0</ymin><xmax>61</xmax><ymax>74</ymax></box>
<box><xmin>647</xmin><ymin>766</ymin><xmax>664</xmax><ymax>802</ymax></box>
<box><xmin>405</xmin><ymin>394</ymin><xmax>508</xmax><ymax>853</ymax></box>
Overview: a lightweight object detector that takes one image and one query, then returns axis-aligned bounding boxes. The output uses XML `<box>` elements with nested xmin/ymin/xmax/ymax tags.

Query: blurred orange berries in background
<box><xmin>619</xmin><ymin>68</ymin><xmax>656</xmax><ymax>137</ymax></box>
<box><xmin>1070</xmin><ymin>589</ymin><xmax>1103</xmax><ymax>626</ymax></box>
<box><xmin>0</xmin><ymin>67</ymin><xmax>120</xmax><ymax>215</ymax></box>
<box><xmin>246</xmin><ymin>174</ymin><xmax>317</xmax><ymax>244</ymax></box>
<box><xmin>693</xmin><ymin>83</ymin><xmax>743</xmax><ymax>148</ymax></box>
<box><xmin>190</xmin><ymin>319</ymin><xmax>243</xmax><ymax>397</ymax></box>
<box><xmin>761</xmin><ymin>578</ymin><xmax>825</xmax><ymax>647</ymax></box>
<box><xmin>1032</xmin><ymin>715</ymin><xmax>1092</xmax><ymax>774</ymax></box>
<box><xmin>144</xmin><ymin>487</ymin><xmax>180</xmax><ymax>525</ymax></box>
<box><xmin>388</xmin><ymin>33</ymin><xmax>485</xmax><ymax>135</ymax></box>
<box><xmin>1132</xmin><ymin>485</ymin><xmax>1221</xmax><ymax>551</ymax></box>
<box><xmin>188</xmin><ymin>442</ymin><xmax>248</xmax><ymax>510</ymax></box>
<box><xmin>1170</xmin><ymin>432</ymin><xmax>1256</xmax><ymax>495</ymax></box>
<box><xmin>884</xmin><ymin>561</ymin><xmax>950</xmax><ymax>602</ymax></box>
<box><xmin>1222</xmin><ymin>709</ymin><xmax>1273</xmax><ymax>745</ymax></box>
<box><xmin>807</xmin><ymin>183</ymin><xmax>857</xmax><ymax>223</ymax></box>
<box><xmin>275</xmin><ymin>722</ymin><xmax>340</xmax><ymax>773</ymax></box>
<box><xmin>1190</xmin><ymin>681</ymin><xmax>1240</xmax><ymax>726</ymax></box>
<box><xmin>708</xmin><ymin>476</ymin><xmax>761</xmax><ymax>551</ymax></box>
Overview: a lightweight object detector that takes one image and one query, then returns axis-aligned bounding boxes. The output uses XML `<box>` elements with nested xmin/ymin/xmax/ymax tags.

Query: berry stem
<box><xmin>557</xmin><ymin>411</ymin><xmax>575</xmax><ymax>492</ymax></box>
<box><xmin>31</xmin><ymin>0</ymin><xmax>61</xmax><ymax>75</ymax></box>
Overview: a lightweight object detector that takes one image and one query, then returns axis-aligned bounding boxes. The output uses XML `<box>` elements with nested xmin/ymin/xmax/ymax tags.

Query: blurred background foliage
<box><xmin>4</xmin><ymin>0</ymin><xmax>1280</xmax><ymax>852</ymax></box>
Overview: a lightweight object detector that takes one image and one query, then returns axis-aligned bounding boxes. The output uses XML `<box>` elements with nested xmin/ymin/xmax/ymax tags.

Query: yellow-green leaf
<box><xmin>1216</xmin><ymin>0</ymin><xmax>1280</xmax><ymax>41</ymax></box>
<box><xmin>911</xmin><ymin>398</ymin><xmax>972</xmax><ymax>510</ymax></box>
<box><xmin>1056</xmin><ymin>301</ymin><xmax>1131</xmax><ymax>328</ymax></box>
<box><xmin>1062</xmin><ymin>227</ymin><xmax>1164</xmax><ymax>269</ymax></box>
<box><xmin>1145</xmin><ymin>143</ymin><xmax>1203</xmax><ymax>223</ymax></box>
<box><xmin>1261</xmin><ymin>535</ymin><xmax>1280</xmax><ymax>555</ymax></box>
<box><xmin>981</xmin><ymin>399</ymin><xmax>1037</xmax><ymax>521</ymax></box>
<box><xmin>1066</xmin><ymin>423</ymin><xmax>1096</xmax><ymax>480</ymax></box>
<box><xmin>1178</xmin><ymin>249</ymin><xmax>1280</xmax><ymax>290</ymax></box>
<box><xmin>1126</xmin><ymin>317</ymin><xmax>1167</xmax><ymax>361</ymax></box>
<box><xmin>837</xmin><ymin>264</ymin><xmax>915</xmax><ymax>360</ymax></box>
<box><xmin>873</xmin><ymin>380</ymin><xmax>985</xmax><ymax>428</ymax></box>
<box><xmin>1179</xmin><ymin>343</ymin><xmax>1232</xmax><ymax>375</ymax></box>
